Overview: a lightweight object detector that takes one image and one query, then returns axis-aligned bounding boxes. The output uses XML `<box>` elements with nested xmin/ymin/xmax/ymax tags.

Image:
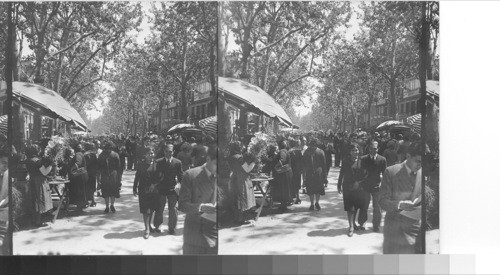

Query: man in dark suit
<box><xmin>361</xmin><ymin>141</ymin><xmax>387</xmax><ymax>232</ymax></box>
<box><xmin>333</xmin><ymin>133</ymin><xmax>342</xmax><ymax>167</ymax></box>
<box><xmin>378</xmin><ymin>141</ymin><xmax>422</xmax><ymax>254</ymax></box>
<box><xmin>178</xmin><ymin>145</ymin><xmax>217</xmax><ymax>254</ymax></box>
<box><xmin>125</xmin><ymin>136</ymin><xmax>136</xmax><ymax>170</ymax></box>
<box><xmin>154</xmin><ymin>143</ymin><xmax>183</xmax><ymax>234</ymax></box>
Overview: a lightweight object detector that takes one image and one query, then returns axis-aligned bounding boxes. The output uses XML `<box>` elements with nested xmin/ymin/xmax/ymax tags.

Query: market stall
<box><xmin>218</xmin><ymin>77</ymin><xmax>293</xmax><ymax>139</ymax></box>
<box><xmin>0</xmin><ymin>82</ymin><xmax>89</xmax><ymax>150</ymax></box>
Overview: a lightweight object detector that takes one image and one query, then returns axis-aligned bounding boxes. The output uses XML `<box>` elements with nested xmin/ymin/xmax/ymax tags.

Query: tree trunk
<box><xmin>180</xmin><ymin>80</ymin><xmax>188</xmax><ymax>122</ymax></box>
<box><xmin>418</xmin><ymin>0</ymin><xmax>429</xmax><ymax>253</ymax></box>
<box><xmin>180</xmin><ymin>42</ymin><xmax>189</xmax><ymax>122</ymax></box>
<box><xmin>133</xmin><ymin>107</ymin><xmax>137</xmax><ymax>136</ymax></box>
<box><xmin>12</xmin><ymin>21</ymin><xmax>19</xmax><ymax>81</ymax></box>
<box><xmin>217</xmin><ymin>2</ymin><xmax>226</xmax><ymax>77</ymax></box>
<box><xmin>261</xmin><ymin>23</ymin><xmax>277</xmax><ymax>90</ymax></box>
<box><xmin>157</xmin><ymin>98</ymin><xmax>163</xmax><ymax>132</ymax></box>
<box><xmin>240</xmin><ymin>29</ymin><xmax>252</xmax><ymax>79</ymax></box>
<box><xmin>367</xmin><ymin>96</ymin><xmax>373</xmax><ymax>129</ymax></box>
<box><xmin>389</xmin><ymin>79</ymin><xmax>397</xmax><ymax>119</ymax></box>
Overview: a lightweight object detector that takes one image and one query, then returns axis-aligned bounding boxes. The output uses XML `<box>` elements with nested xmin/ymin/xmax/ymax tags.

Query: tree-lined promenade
<box><xmin>0</xmin><ymin>2</ymin><xmax>217</xmax><ymax>136</ymax></box>
<box><xmin>219</xmin><ymin>2</ymin><xmax>438</xmax><ymax>132</ymax></box>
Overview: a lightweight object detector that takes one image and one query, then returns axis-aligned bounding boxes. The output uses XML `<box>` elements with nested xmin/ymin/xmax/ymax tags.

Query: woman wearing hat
<box><xmin>97</xmin><ymin>140</ymin><xmax>121</xmax><ymax>213</ymax></box>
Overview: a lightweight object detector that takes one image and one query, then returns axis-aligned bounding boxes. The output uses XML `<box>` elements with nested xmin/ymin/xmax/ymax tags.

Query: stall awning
<box><xmin>218</xmin><ymin>77</ymin><xmax>293</xmax><ymax>126</ymax></box>
<box><xmin>1</xmin><ymin>82</ymin><xmax>88</xmax><ymax>130</ymax></box>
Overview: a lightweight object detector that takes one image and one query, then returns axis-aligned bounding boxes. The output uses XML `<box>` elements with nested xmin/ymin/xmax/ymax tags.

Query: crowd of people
<box><xmin>11</xmin><ymin>132</ymin><xmax>218</xmax><ymax>255</ymax></box>
<box><xmin>224</xmin><ymin>129</ymin><xmax>423</xmax><ymax>254</ymax></box>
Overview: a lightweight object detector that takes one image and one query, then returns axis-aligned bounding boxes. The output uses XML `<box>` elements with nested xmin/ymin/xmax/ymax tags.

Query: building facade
<box><xmin>149</xmin><ymin>80</ymin><xmax>216</xmax><ymax>133</ymax></box>
<box><xmin>360</xmin><ymin>79</ymin><xmax>439</xmax><ymax>129</ymax></box>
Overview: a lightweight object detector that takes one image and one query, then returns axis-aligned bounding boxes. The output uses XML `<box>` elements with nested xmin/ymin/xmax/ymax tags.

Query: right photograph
<box><xmin>217</xmin><ymin>1</ymin><xmax>439</xmax><ymax>254</ymax></box>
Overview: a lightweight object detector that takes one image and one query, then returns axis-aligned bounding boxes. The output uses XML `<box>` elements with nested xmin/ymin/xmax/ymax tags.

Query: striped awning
<box><xmin>0</xmin><ymin>115</ymin><xmax>6</xmax><ymax>136</ymax></box>
<box><xmin>405</xmin><ymin>113</ymin><xmax>421</xmax><ymax>133</ymax></box>
<box><xmin>198</xmin><ymin>116</ymin><xmax>217</xmax><ymax>137</ymax></box>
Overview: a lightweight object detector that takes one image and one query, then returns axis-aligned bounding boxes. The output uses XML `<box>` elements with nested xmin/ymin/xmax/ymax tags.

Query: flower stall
<box><xmin>218</xmin><ymin>77</ymin><xmax>294</xmax><ymax>142</ymax></box>
<box><xmin>0</xmin><ymin>82</ymin><xmax>88</xmax><ymax>151</ymax></box>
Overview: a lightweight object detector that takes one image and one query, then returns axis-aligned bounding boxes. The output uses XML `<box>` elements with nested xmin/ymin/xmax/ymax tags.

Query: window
<box><xmin>383</xmin><ymin>106</ymin><xmax>388</xmax><ymax>117</ymax></box>
<box><xmin>411</xmin><ymin>101</ymin><xmax>416</xmax><ymax>115</ymax></box>
<box><xmin>406</xmin><ymin>102</ymin><xmax>410</xmax><ymax>115</ymax></box>
<box><xmin>41</xmin><ymin>116</ymin><xmax>53</xmax><ymax>138</ymax></box>
<box><xmin>174</xmin><ymin>110</ymin><xmax>178</xmax><ymax>119</ymax></box>
<box><xmin>191</xmin><ymin>106</ymin><xmax>195</xmax><ymax>117</ymax></box>
<box><xmin>23</xmin><ymin>110</ymin><xmax>34</xmax><ymax>140</ymax></box>
<box><xmin>400</xmin><ymin>103</ymin><xmax>405</xmax><ymax>114</ymax></box>
<box><xmin>196</xmin><ymin>105</ymin><xmax>201</xmax><ymax>119</ymax></box>
<box><xmin>201</xmin><ymin>104</ymin><xmax>206</xmax><ymax>118</ymax></box>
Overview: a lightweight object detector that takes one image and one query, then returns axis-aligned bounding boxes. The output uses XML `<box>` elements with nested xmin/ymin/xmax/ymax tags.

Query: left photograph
<box><xmin>0</xmin><ymin>2</ymin><xmax>217</xmax><ymax>255</ymax></box>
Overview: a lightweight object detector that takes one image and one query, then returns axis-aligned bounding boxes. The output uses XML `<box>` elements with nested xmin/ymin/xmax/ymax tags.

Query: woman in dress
<box><xmin>84</xmin><ymin>142</ymin><xmax>99</xmax><ymax>207</ymax></box>
<box><xmin>323</xmin><ymin>143</ymin><xmax>334</xmax><ymax>187</ymax></box>
<box><xmin>97</xmin><ymin>140</ymin><xmax>121</xmax><ymax>213</ymax></box>
<box><xmin>337</xmin><ymin>143</ymin><xmax>370</xmax><ymax>237</ymax></box>
<box><xmin>272</xmin><ymin>140</ymin><xmax>293</xmax><ymax>212</ymax></box>
<box><xmin>66</xmin><ymin>144</ymin><xmax>88</xmax><ymax>212</ymax></box>
<box><xmin>26</xmin><ymin>145</ymin><xmax>53</xmax><ymax>226</ymax></box>
<box><xmin>302</xmin><ymin>137</ymin><xmax>326</xmax><ymax>211</ymax></box>
<box><xmin>288</xmin><ymin>138</ymin><xmax>303</xmax><ymax>204</ymax></box>
<box><xmin>133</xmin><ymin>147</ymin><xmax>160</xmax><ymax>239</ymax></box>
<box><xmin>228</xmin><ymin>141</ymin><xmax>256</xmax><ymax>225</ymax></box>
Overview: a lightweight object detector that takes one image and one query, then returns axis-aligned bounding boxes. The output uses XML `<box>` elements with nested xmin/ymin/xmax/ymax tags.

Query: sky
<box><xmin>84</xmin><ymin>2</ymin><xmax>363</xmax><ymax>121</ymax></box>
<box><xmin>86</xmin><ymin>2</ymin><xmax>363</xmax><ymax>120</ymax></box>
<box><xmin>86</xmin><ymin>2</ymin><xmax>155</xmax><ymax>120</ymax></box>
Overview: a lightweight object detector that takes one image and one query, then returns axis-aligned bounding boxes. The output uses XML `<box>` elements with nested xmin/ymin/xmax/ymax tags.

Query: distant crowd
<box><xmin>224</xmin><ymin>129</ymin><xmax>424</xmax><ymax>254</ymax></box>
<box><xmin>12</xmin><ymin>132</ymin><xmax>218</xmax><ymax>254</ymax></box>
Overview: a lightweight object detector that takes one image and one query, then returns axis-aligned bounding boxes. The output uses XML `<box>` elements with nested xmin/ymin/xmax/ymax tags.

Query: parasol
<box><xmin>376</xmin><ymin>120</ymin><xmax>404</xmax><ymax>131</ymax></box>
<box><xmin>167</xmin><ymin>123</ymin><xmax>195</xmax><ymax>134</ymax></box>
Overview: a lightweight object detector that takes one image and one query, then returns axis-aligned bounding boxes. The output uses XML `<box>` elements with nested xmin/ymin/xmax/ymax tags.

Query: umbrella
<box><xmin>181</xmin><ymin>128</ymin><xmax>203</xmax><ymax>137</ymax></box>
<box><xmin>405</xmin><ymin>113</ymin><xmax>421</xmax><ymax>133</ymax></box>
<box><xmin>376</xmin><ymin>120</ymin><xmax>403</xmax><ymax>131</ymax></box>
<box><xmin>167</xmin><ymin>123</ymin><xmax>195</xmax><ymax>134</ymax></box>
<box><xmin>198</xmin><ymin>116</ymin><xmax>217</xmax><ymax>137</ymax></box>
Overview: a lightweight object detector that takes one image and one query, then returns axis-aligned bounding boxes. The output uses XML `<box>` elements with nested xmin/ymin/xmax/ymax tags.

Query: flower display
<box><xmin>43</xmin><ymin>136</ymin><xmax>68</xmax><ymax>164</ymax></box>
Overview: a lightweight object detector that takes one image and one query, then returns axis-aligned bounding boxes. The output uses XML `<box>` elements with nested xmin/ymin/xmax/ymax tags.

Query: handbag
<box><xmin>274</xmin><ymin>160</ymin><xmax>291</xmax><ymax>174</ymax></box>
<box><xmin>145</xmin><ymin>162</ymin><xmax>159</xmax><ymax>194</ymax></box>
<box><xmin>70</xmin><ymin>162</ymin><xmax>87</xmax><ymax>178</ymax></box>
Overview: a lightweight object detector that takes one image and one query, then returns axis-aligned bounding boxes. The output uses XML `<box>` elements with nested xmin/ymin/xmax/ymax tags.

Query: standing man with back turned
<box><xmin>379</xmin><ymin>141</ymin><xmax>423</xmax><ymax>254</ymax></box>
<box><xmin>178</xmin><ymin>145</ymin><xmax>218</xmax><ymax>254</ymax></box>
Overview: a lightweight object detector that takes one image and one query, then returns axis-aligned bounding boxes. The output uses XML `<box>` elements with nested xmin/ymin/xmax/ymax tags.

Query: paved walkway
<box><xmin>219</xmin><ymin>167</ymin><xmax>385</xmax><ymax>254</ymax></box>
<box><xmin>13</xmin><ymin>170</ymin><xmax>184</xmax><ymax>255</ymax></box>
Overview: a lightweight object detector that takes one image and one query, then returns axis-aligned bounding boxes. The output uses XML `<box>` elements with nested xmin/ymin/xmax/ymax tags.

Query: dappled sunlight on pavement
<box><xmin>13</xmin><ymin>170</ymin><xmax>184</xmax><ymax>255</ymax></box>
<box><xmin>219</xmin><ymin>167</ymin><xmax>384</xmax><ymax>254</ymax></box>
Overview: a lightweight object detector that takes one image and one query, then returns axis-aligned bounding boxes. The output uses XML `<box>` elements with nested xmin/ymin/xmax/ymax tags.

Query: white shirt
<box><xmin>203</xmin><ymin>163</ymin><xmax>213</xmax><ymax>179</ymax></box>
